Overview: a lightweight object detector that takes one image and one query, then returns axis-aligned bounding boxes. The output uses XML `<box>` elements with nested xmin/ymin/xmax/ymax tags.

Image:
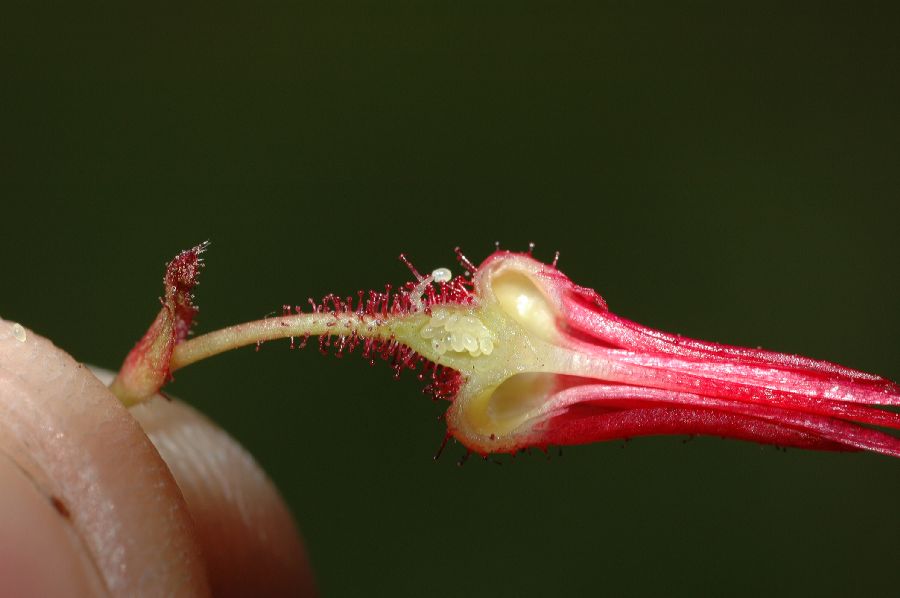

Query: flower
<box><xmin>114</xmin><ymin>244</ymin><xmax>900</xmax><ymax>458</ymax></box>
<box><xmin>439</xmin><ymin>250</ymin><xmax>900</xmax><ymax>457</ymax></box>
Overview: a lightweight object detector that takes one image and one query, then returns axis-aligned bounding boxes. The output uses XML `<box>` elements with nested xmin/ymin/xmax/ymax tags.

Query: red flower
<box><xmin>115</xmin><ymin>244</ymin><xmax>900</xmax><ymax>458</ymax></box>
<box><xmin>443</xmin><ymin>250</ymin><xmax>900</xmax><ymax>457</ymax></box>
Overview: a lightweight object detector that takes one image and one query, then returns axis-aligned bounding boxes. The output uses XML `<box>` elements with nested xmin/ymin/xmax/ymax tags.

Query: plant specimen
<box><xmin>111</xmin><ymin>243</ymin><xmax>900</xmax><ymax>458</ymax></box>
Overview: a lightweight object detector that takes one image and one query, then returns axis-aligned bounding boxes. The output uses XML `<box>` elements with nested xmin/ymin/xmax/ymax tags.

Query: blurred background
<box><xmin>2</xmin><ymin>2</ymin><xmax>898</xmax><ymax>596</ymax></box>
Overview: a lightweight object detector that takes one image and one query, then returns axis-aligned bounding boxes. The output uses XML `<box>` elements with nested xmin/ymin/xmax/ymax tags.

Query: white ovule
<box><xmin>420</xmin><ymin>308</ymin><xmax>494</xmax><ymax>357</ymax></box>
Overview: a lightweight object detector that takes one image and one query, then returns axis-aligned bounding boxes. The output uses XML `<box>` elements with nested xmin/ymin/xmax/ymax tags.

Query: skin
<box><xmin>0</xmin><ymin>318</ymin><xmax>315</xmax><ymax>597</ymax></box>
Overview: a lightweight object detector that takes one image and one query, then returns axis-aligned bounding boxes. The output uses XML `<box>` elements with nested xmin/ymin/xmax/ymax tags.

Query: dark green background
<box><xmin>3</xmin><ymin>3</ymin><xmax>898</xmax><ymax>596</ymax></box>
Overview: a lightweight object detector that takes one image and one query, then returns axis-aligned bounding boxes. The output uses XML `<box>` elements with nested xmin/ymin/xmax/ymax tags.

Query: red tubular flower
<box><xmin>443</xmin><ymin>250</ymin><xmax>900</xmax><ymax>456</ymax></box>
<box><xmin>114</xmin><ymin>244</ymin><xmax>900</xmax><ymax>458</ymax></box>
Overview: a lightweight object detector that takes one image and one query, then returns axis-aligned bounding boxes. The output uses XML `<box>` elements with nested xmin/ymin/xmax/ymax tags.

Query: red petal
<box><xmin>537</xmin><ymin>383</ymin><xmax>900</xmax><ymax>457</ymax></box>
<box><xmin>539</xmin><ymin>405</ymin><xmax>849</xmax><ymax>452</ymax></box>
<box><xmin>563</xmin><ymin>299</ymin><xmax>898</xmax><ymax>397</ymax></box>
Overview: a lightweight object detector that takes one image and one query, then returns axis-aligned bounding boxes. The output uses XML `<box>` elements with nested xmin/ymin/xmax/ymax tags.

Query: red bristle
<box><xmin>276</xmin><ymin>249</ymin><xmax>480</xmax><ymax>405</ymax></box>
<box><xmin>418</xmin><ymin>360</ymin><xmax>434</xmax><ymax>380</ymax></box>
<box><xmin>398</xmin><ymin>253</ymin><xmax>424</xmax><ymax>281</ymax></box>
<box><xmin>433</xmin><ymin>432</ymin><xmax>452</xmax><ymax>460</ymax></box>
<box><xmin>454</xmin><ymin>246</ymin><xmax>477</xmax><ymax>275</ymax></box>
<box><xmin>382</xmin><ymin>284</ymin><xmax>392</xmax><ymax>317</ymax></box>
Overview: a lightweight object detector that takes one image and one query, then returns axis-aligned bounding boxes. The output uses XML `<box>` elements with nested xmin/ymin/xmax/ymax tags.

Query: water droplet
<box><xmin>12</xmin><ymin>323</ymin><xmax>26</xmax><ymax>343</ymax></box>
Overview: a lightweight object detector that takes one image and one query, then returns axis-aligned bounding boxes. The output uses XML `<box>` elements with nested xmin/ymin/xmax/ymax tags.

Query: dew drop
<box><xmin>12</xmin><ymin>323</ymin><xmax>26</xmax><ymax>343</ymax></box>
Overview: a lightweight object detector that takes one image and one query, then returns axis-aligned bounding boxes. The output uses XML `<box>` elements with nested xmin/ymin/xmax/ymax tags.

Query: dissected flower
<box><xmin>114</xmin><ymin>243</ymin><xmax>900</xmax><ymax>458</ymax></box>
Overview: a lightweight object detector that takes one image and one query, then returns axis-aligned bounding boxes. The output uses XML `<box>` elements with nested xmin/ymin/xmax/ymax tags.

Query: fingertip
<box><xmin>0</xmin><ymin>319</ymin><xmax>210</xmax><ymax>596</ymax></box>
<box><xmin>130</xmin><ymin>397</ymin><xmax>316</xmax><ymax>597</ymax></box>
<box><xmin>1</xmin><ymin>317</ymin><xmax>314</xmax><ymax>596</ymax></box>
<box><xmin>0</xmin><ymin>452</ymin><xmax>106</xmax><ymax>597</ymax></box>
